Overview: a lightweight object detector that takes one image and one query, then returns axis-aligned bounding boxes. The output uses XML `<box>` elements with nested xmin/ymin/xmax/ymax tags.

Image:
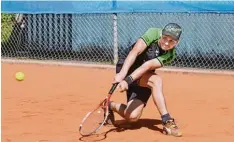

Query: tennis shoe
<box><xmin>162</xmin><ymin>118</ymin><xmax>182</xmax><ymax>137</ymax></box>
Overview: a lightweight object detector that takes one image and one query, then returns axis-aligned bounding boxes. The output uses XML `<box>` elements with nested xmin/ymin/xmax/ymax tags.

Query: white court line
<box><xmin>1</xmin><ymin>58</ymin><xmax>234</xmax><ymax>76</ymax></box>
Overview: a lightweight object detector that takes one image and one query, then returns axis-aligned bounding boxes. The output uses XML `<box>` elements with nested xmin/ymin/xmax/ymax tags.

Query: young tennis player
<box><xmin>107</xmin><ymin>23</ymin><xmax>183</xmax><ymax>137</ymax></box>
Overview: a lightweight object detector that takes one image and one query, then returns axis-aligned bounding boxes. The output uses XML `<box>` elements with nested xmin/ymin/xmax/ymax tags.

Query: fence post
<box><xmin>113</xmin><ymin>13</ymin><xmax>118</xmax><ymax>65</ymax></box>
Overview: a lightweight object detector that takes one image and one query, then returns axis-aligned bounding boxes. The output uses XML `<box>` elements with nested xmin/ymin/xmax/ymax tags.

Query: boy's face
<box><xmin>159</xmin><ymin>35</ymin><xmax>179</xmax><ymax>51</ymax></box>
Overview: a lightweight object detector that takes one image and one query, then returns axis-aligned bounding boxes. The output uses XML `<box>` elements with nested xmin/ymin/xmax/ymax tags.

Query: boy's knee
<box><xmin>149</xmin><ymin>75</ymin><xmax>162</xmax><ymax>87</ymax></box>
<box><xmin>125</xmin><ymin>111</ymin><xmax>141</xmax><ymax>123</ymax></box>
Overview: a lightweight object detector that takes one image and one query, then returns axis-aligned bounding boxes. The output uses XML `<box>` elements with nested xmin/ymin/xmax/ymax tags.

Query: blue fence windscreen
<box><xmin>2</xmin><ymin>1</ymin><xmax>234</xmax><ymax>14</ymax></box>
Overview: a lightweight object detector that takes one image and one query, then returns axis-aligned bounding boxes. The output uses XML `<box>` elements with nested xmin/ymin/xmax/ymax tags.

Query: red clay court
<box><xmin>2</xmin><ymin>62</ymin><xmax>234</xmax><ymax>142</ymax></box>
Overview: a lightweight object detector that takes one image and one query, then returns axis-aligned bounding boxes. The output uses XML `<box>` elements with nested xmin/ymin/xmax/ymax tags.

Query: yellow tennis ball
<box><xmin>15</xmin><ymin>72</ymin><xmax>25</xmax><ymax>81</ymax></box>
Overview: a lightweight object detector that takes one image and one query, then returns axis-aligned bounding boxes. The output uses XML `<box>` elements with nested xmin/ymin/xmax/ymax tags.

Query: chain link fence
<box><xmin>1</xmin><ymin>13</ymin><xmax>234</xmax><ymax>70</ymax></box>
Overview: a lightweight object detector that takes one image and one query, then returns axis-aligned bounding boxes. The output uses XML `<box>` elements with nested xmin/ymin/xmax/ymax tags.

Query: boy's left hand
<box><xmin>117</xmin><ymin>80</ymin><xmax>129</xmax><ymax>92</ymax></box>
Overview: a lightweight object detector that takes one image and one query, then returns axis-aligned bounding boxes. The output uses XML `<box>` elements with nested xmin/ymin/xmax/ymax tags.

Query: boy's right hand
<box><xmin>113</xmin><ymin>73</ymin><xmax>125</xmax><ymax>83</ymax></box>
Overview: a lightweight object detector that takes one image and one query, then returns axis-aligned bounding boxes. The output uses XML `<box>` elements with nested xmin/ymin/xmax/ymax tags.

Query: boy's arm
<box><xmin>129</xmin><ymin>58</ymin><xmax>162</xmax><ymax>81</ymax></box>
<box><xmin>128</xmin><ymin>49</ymin><xmax>176</xmax><ymax>81</ymax></box>
<box><xmin>118</xmin><ymin>38</ymin><xmax>147</xmax><ymax>77</ymax></box>
<box><xmin>119</xmin><ymin>28</ymin><xmax>161</xmax><ymax>77</ymax></box>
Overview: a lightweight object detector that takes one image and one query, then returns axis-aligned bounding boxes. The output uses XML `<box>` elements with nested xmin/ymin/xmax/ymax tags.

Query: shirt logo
<box><xmin>155</xmin><ymin>50</ymin><xmax>159</xmax><ymax>56</ymax></box>
<box><xmin>155</xmin><ymin>45</ymin><xmax>160</xmax><ymax>56</ymax></box>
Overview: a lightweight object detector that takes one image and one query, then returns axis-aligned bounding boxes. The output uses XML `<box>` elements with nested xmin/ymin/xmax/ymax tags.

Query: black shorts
<box><xmin>116</xmin><ymin>63</ymin><xmax>151</xmax><ymax>106</ymax></box>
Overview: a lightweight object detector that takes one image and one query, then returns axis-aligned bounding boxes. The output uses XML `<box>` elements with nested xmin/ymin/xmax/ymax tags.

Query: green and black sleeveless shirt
<box><xmin>117</xmin><ymin>28</ymin><xmax>176</xmax><ymax>74</ymax></box>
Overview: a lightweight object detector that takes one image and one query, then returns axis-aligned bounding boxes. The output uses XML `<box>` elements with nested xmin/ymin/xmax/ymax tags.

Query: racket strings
<box><xmin>79</xmin><ymin>83</ymin><xmax>118</xmax><ymax>136</ymax></box>
<box><xmin>80</xmin><ymin>106</ymin><xmax>106</xmax><ymax>136</ymax></box>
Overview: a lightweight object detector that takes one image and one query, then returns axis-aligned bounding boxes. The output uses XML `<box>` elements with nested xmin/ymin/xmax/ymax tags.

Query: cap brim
<box><xmin>162</xmin><ymin>31</ymin><xmax>179</xmax><ymax>40</ymax></box>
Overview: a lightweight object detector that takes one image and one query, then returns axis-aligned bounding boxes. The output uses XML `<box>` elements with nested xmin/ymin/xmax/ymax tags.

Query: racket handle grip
<box><xmin>108</xmin><ymin>83</ymin><xmax>118</xmax><ymax>94</ymax></box>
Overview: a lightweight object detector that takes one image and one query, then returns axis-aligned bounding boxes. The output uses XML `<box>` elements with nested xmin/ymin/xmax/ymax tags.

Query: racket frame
<box><xmin>79</xmin><ymin>83</ymin><xmax>118</xmax><ymax>136</ymax></box>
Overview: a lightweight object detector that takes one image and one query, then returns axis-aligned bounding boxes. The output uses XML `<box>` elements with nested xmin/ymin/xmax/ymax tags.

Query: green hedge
<box><xmin>1</xmin><ymin>13</ymin><xmax>15</xmax><ymax>43</ymax></box>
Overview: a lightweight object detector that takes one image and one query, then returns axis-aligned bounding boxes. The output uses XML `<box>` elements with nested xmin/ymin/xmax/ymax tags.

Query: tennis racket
<box><xmin>79</xmin><ymin>83</ymin><xmax>118</xmax><ymax>136</ymax></box>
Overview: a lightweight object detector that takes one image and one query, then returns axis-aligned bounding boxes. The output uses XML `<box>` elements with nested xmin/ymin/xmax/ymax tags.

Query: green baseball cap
<box><xmin>162</xmin><ymin>23</ymin><xmax>182</xmax><ymax>40</ymax></box>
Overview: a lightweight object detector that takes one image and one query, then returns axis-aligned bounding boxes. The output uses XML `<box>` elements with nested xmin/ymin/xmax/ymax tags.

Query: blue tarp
<box><xmin>2</xmin><ymin>1</ymin><xmax>234</xmax><ymax>14</ymax></box>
